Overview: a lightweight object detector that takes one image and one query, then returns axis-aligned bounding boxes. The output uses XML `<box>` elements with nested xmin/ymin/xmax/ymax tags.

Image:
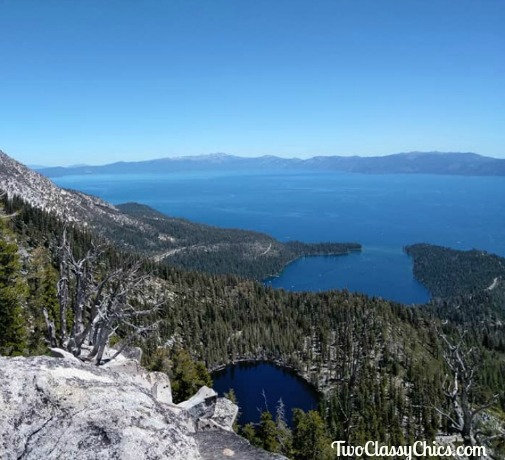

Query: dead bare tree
<box><xmin>46</xmin><ymin>229</ymin><xmax>162</xmax><ymax>364</ymax></box>
<box><xmin>435</xmin><ymin>332</ymin><xmax>500</xmax><ymax>449</ymax></box>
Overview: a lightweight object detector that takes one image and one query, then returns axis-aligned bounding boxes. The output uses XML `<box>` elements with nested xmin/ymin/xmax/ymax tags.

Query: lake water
<box><xmin>265</xmin><ymin>248</ymin><xmax>430</xmax><ymax>304</ymax></box>
<box><xmin>212</xmin><ymin>362</ymin><xmax>319</xmax><ymax>426</ymax></box>
<box><xmin>53</xmin><ymin>171</ymin><xmax>505</xmax><ymax>303</ymax></box>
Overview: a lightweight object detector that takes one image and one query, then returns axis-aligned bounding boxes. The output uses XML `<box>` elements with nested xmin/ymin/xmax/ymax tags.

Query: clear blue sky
<box><xmin>1</xmin><ymin>0</ymin><xmax>504</xmax><ymax>165</ymax></box>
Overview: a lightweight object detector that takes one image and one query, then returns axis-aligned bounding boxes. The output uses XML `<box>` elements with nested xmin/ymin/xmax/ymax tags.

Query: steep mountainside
<box><xmin>0</xmin><ymin>150</ymin><xmax>126</xmax><ymax>224</ymax></box>
<box><xmin>117</xmin><ymin>202</ymin><xmax>360</xmax><ymax>278</ymax></box>
<box><xmin>37</xmin><ymin>151</ymin><xmax>505</xmax><ymax>176</ymax></box>
<box><xmin>0</xmin><ymin>151</ymin><xmax>359</xmax><ymax>279</ymax></box>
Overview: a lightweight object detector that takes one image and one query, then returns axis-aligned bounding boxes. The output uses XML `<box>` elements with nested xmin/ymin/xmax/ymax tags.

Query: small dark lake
<box><xmin>212</xmin><ymin>362</ymin><xmax>319</xmax><ymax>427</ymax></box>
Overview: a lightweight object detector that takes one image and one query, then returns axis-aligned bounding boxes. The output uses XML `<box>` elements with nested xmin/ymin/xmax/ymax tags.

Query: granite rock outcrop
<box><xmin>0</xmin><ymin>355</ymin><xmax>282</xmax><ymax>460</ymax></box>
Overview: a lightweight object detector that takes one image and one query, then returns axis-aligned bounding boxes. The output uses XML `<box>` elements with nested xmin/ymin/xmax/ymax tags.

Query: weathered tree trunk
<box><xmin>42</xmin><ymin>307</ymin><xmax>57</xmax><ymax>348</ymax></box>
<box><xmin>53</xmin><ymin>233</ymin><xmax>160</xmax><ymax>365</ymax></box>
<box><xmin>56</xmin><ymin>274</ymin><xmax>69</xmax><ymax>348</ymax></box>
<box><xmin>437</xmin><ymin>333</ymin><xmax>500</xmax><ymax>455</ymax></box>
<box><xmin>93</xmin><ymin>325</ymin><xmax>112</xmax><ymax>365</ymax></box>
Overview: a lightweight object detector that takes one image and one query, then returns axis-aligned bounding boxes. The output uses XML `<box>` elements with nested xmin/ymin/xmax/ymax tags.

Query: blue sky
<box><xmin>1</xmin><ymin>0</ymin><xmax>504</xmax><ymax>165</ymax></box>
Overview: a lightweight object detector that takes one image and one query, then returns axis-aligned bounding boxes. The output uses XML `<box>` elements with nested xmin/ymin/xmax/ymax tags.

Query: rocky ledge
<box><xmin>0</xmin><ymin>355</ymin><xmax>283</xmax><ymax>460</ymax></box>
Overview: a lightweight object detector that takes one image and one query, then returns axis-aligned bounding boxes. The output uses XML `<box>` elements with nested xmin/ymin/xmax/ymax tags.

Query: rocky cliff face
<box><xmin>0</xmin><ymin>355</ymin><xmax>281</xmax><ymax>460</ymax></box>
<box><xmin>0</xmin><ymin>150</ymin><xmax>128</xmax><ymax>225</ymax></box>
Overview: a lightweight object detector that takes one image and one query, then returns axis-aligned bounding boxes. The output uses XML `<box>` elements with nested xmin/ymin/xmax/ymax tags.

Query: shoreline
<box><xmin>263</xmin><ymin>245</ymin><xmax>362</xmax><ymax>282</ymax></box>
<box><xmin>209</xmin><ymin>357</ymin><xmax>325</xmax><ymax>396</ymax></box>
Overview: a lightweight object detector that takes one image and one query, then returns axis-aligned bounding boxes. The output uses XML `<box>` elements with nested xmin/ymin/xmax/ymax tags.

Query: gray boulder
<box><xmin>0</xmin><ymin>356</ymin><xmax>200</xmax><ymax>460</ymax></box>
<box><xmin>102</xmin><ymin>357</ymin><xmax>143</xmax><ymax>375</ymax></box>
<box><xmin>178</xmin><ymin>386</ymin><xmax>239</xmax><ymax>432</ymax></box>
<box><xmin>212</xmin><ymin>398</ymin><xmax>240</xmax><ymax>431</ymax></box>
<box><xmin>178</xmin><ymin>386</ymin><xmax>218</xmax><ymax>420</ymax></box>
<box><xmin>49</xmin><ymin>347</ymin><xmax>82</xmax><ymax>363</ymax></box>
<box><xmin>114</xmin><ymin>345</ymin><xmax>143</xmax><ymax>362</ymax></box>
<box><xmin>144</xmin><ymin>371</ymin><xmax>173</xmax><ymax>405</ymax></box>
<box><xmin>195</xmin><ymin>430</ymin><xmax>287</xmax><ymax>460</ymax></box>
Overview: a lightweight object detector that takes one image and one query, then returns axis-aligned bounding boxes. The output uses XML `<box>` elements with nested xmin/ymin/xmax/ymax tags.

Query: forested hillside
<box><xmin>1</xmin><ymin>191</ymin><xmax>504</xmax><ymax>458</ymax></box>
<box><xmin>406</xmin><ymin>244</ymin><xmax>505</xmax><ymax>299</ymax></box>
<box><xmin>407</xmin><ymin>243</ymin><xmax>505</xmax><ymax>414</ymax></box>
<box><xmin>118</xmin><ymin>202</ymin><xmax>360</xmax><ymax>279</ymax></box>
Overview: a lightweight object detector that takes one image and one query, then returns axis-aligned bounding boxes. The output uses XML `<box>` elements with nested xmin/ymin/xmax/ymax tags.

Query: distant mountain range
<box><xmin>35</xmin><ymin>152</ymin><xmax>505</xmax><ymax>177</ymax></box>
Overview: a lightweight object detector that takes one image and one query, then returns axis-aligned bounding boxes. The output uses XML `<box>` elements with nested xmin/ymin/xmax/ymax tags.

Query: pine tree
<box><xmin>275</xmin><ymin>399</ymin><xmax>293</xmax><ymax>457</ymax></box>
<box><xmin>26</xmin><ymin>247</ymin><xmax>59</xmax><ymax>354</ymax></box>
<box><xmin>292</xmin><ymin>409</ymin><xmax>333</xmax><ymax>460</ymax></box>
<box><xmin>170</xmin><ymin>347</ymin><xmax>213</xmax><ymax>402</ymax></box>
<box><xmin>0</xmin><ymin>218</ymin><xmax>28</xmax><ymax>355</ymax></box>
<box><xmin>257</xmin><ymin>411</ymin><xmax>280</xmax><ymax>453</ymax></box>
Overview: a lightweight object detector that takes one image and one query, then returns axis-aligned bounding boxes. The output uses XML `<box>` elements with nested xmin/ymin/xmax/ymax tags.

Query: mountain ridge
<box><xmin>35</xmin><ymin>151</ymin><xmax>505</xmax><ymax>177</ymax></box>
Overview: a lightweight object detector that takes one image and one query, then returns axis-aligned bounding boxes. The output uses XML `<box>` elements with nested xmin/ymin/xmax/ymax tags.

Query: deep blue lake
<box><xmin>212</xmin><ymin>362</ymin><xmax>319</xmax><ymax>426</ymax></box>
<box><xmin>52</xmin><ymin>171</ymin><xmax>505</xmax><ymax>303</ymax></box>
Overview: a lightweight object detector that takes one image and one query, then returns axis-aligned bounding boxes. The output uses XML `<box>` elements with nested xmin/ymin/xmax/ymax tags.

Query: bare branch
<box><xmin>53</xmin><ymin>234</ymin><xmax>163</xmax><ymax>365</ymax></box>
<box><xmin>437</xmin><ymin>331</ymin><xmax>501</xmax><ymax>448</ymax></box>
<box><xmin>432</xmin><ymin>405</ymin><xmax>462</xmax><ymax>431</ymax></box>
<box><xmin>42</xmin><ymin>307</ymin><xmax>57</xmax><ymax>348</ymax></box>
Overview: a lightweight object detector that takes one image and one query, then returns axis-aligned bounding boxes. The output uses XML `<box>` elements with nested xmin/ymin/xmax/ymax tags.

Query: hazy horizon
<box><xmin>19</xmin><ymin>150</ymin><xmax>503</xmax><ymax>169</ymax></box>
